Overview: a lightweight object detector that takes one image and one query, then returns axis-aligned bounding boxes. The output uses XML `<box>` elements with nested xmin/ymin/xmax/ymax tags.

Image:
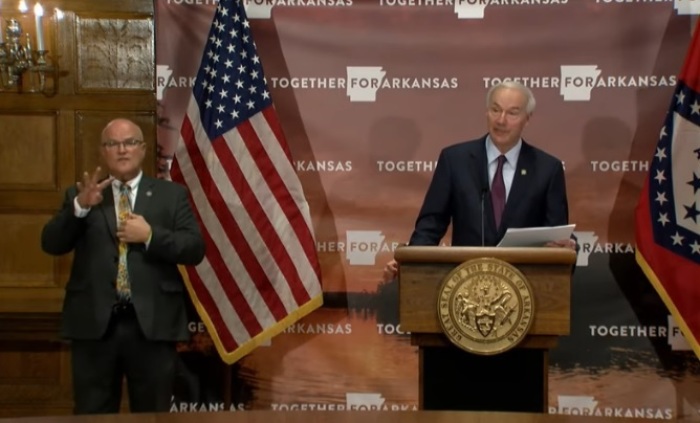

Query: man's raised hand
<box><xmin>76</xmin><ymin>167</ymin><xmax>114</xmax><ymax>209</ymax></box>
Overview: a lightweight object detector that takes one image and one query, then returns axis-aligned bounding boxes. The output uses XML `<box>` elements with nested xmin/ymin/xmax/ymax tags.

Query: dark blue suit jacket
<box><xmin>409</xmin><ymin>136</ymin><xmax>570</xmax><ymax>247</ymax></box>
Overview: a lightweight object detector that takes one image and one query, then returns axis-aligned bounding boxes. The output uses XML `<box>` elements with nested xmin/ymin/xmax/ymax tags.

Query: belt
<box><xmin>111</xmin><ymin>301</ymin><xmax>135</xmax><ymax>317</ymax></box>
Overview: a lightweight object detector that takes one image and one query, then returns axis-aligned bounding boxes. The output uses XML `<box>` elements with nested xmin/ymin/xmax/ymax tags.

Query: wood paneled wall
<box><xmin>0</xmin><ymin>0</ymin><xmax>155</xmax><ymax>417</ymax></box>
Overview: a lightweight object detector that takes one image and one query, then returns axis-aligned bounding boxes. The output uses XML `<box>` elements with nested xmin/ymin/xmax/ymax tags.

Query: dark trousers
<box><xmin>70</xmin><ymin>304</ymin><xmax>177</xmax><ymax>414</ymax></box>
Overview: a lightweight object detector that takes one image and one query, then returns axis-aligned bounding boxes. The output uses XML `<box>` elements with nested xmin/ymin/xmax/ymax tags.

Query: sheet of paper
<box><xmin>496</xmin><ymin>224</ymin><xmax>576</xmax><ymax>247</ymax></box>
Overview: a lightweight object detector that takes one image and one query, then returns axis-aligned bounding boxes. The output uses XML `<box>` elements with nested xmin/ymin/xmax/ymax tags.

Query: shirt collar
<box><xmin>485</xmin><ymin>135</ymin><xmax>522</xmax><ymax>166</ymax></box>
<box><xmin>111</xmin><ymin>171</ymin><xmax>143</xmax><ymax>191</ymax></box>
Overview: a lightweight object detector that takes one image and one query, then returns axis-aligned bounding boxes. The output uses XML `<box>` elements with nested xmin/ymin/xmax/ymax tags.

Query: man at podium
<box><xmin>383</xmin><ymin>81</ymin><xmax>576</xmax><ymax>413</ymax></box>
<box><xmin>383</xmin><ymin>80</ymin><xmax>576</xmax><ymax>279</ymax></box>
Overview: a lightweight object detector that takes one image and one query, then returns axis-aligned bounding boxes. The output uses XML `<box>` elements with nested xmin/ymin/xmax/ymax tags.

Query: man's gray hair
<box><xmin>486</xmin><ymin>81</ymin><xmax>536</xmax><ymax>115</ymax></box>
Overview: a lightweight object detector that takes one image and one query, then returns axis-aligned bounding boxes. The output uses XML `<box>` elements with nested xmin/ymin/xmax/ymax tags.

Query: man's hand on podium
<box><xmin>545</xmin><ymin>238</ymin><xmax>577</xmax><ymax>250</ymax></box>
<box><xmin>382</xmin><ymin>259</ymin><xmax>398</xmax><ymax>283</ymax></box>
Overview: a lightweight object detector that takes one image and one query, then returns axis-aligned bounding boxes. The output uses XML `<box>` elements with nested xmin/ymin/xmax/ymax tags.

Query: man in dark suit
<box><xmin>41</xmin><ymin>118</ymin><xmax>205</xmax><ymax>414</ymax></box>
<box><xmin>383</xmin><ymin>80</ymin><xmax>574</xmax><ymax>279</ymax></box>
<box><xmin>383</xmin><ymin>81</ymin><xmax>575</xmax><ymax>413</ymax></box>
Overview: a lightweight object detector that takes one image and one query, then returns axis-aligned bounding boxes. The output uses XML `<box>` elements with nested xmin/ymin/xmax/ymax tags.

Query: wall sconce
<box><xmin>0</xmin><ymin>2</ymin><xmax>57</xmax><ymax>96</ymax></box>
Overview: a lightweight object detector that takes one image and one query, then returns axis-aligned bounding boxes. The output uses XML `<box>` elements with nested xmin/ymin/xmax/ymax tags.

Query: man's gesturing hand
<box><xmin>76</xmin><ymin>167</ymin><xmax>114</xmax><ymax>209</ymax></box>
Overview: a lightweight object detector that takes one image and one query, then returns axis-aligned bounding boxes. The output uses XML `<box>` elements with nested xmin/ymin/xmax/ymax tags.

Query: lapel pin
<box><xmin>146</xmin><ymin>190</ymin><xmax>153</xmax><ymax>197</ymax></box>
<box><xmin>521</xmin><ymin>169</ymin><xmax>527</xmax><ymax>176</ymax></box>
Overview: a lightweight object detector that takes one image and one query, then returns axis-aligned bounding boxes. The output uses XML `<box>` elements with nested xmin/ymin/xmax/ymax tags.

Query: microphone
<box><xmin>480</xmin><ymin>187</ymin><xmax>488</xmax><ymax>246</ymax></box>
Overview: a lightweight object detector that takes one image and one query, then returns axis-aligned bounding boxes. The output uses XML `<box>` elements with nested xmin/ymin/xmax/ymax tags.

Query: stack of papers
<box><xmin>496</xmin><ymin>224</ymin><xmax>576</xmax><ymax>247</ymax></box>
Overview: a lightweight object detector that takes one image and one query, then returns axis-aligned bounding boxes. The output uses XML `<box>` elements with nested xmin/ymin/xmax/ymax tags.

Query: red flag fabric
<box><xmin>635</xmin><ymin>20</ymin><xmax>700</xmax><ymax>358</ymax></box>
<box><xmin>170</xmin><ymin>0</ymin><xmax>323</xmax><ymax>364</ymax></box>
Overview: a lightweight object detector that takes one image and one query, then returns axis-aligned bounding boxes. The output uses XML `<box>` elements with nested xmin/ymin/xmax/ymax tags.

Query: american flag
<box><xmin>170</xmin><ymin>0</ymin><xmax>323</xmax><ymax>364</ymax></box>
<box><xmin>635</xmin><ymin>20</ymin><xmax>700</xmax><ymax>359</ymax></box>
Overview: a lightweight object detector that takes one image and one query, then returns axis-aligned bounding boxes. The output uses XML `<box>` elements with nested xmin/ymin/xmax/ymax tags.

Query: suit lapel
<box><xmin>467</xmin><ymin>137</ymin><xmax>490</xmax><ymax>193</ymax></box>
<box><xmin>133</xmin><ymin>176</ymin><xmax>154</xmax><ymax>216</ymax></box>
<box><xmin>99</xmin><ymin>184</ymin><xmax>118</xmax><ymax>245</ymax></box>
<box><xmin>501</xmin><ymin>142</ymin><xmax>534</xmax><ymax>229</ymax></box>
<box><xmin>467</xmin><ymin>138</ymin><xmax>497</xmax><ymax>236</ymax></box>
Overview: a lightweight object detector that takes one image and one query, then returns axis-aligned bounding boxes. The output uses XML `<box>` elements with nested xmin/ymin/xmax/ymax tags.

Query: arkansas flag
<box><xmin>635</xmin><ymin>20</ymin><xmax>700</xmax><ymax>358</ymax></box>
<box><xmin>170</xmin><ymin>0</ymin><xmax>323</xmax><ymax>364</ymax></box>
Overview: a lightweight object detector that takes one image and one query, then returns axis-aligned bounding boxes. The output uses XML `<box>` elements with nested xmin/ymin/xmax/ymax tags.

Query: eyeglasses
<box><xmin>102</xmin><ymin>139</ymin><xmax>144</xmax><ymax>149</ymax></box>
<box><xmin>488</xmin><ymin>108</ymin><xmax>526</xmax><ymax>121</ymax></box>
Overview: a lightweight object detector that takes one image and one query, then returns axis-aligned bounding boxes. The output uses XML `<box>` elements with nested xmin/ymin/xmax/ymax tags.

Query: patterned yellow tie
<box><xmin>116</xmin><ymin>183</ymin><xmax>131</xmax><ymax>302</ymax></box>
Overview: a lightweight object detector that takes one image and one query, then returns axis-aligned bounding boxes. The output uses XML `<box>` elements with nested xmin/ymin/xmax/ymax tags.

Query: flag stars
<box><xmin>655</xmin><ymin>191</ymin><xmax>668</xmax><ymax>206</ymax></box>
<box><xmin>671</xmin><ymin>232</ymin><xmax>685</xmax><ymax>246</ymax></box>
<box><xmin>193</xmin><ymin>2</ymin><xmax>275</xmax><ymax>137</ymax></box>
<box><xmin>655</xmin><ymin>147</ymin><xmax>667</xmax><ymax>161</ymax></box>
<box><xmin>688</xmin><ymin>172</ymin><xmax>700</xmax><ymax>193</ymax></box>
<box><xmin>692</xmin><ymin>100</ymin><xmax>700</xmax><ymax>115</ymax></box>
<box><xmin>659</xmin><ymin>127</ymin><xmax>667</xmax><ymax>141</ymax></box>
<box><xmin>657</xmin><ymin>212</ymin><xmax>670</xmax><ymax>227</ymax></box>
<box><xmin>677</xmin><ymin>91</ymin><xmax>686</xmax><ymax>105</ymax></box>
<box><xmin>691</xmin><ymin>240</ymin><xmax>700</xmax><ymax>254</ymax></box>
<box><xmin>684</xmin><ymin>202</ymin><xmax>700</xmax><ymax>223</ymax></box>
<box><xmin>654</xmin><ymin>169</ymin><xmax>666</xmax><ymax>184</ymax></box>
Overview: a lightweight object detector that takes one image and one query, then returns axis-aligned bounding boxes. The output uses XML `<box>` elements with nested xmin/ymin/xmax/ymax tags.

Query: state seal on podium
<box><xmin>436</xmin><ymin>257</ymin><xmax>535</xmax><ymax>355</ymax></box>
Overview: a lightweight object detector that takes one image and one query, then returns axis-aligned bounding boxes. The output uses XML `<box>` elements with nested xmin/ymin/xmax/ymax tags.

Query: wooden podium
<box><xmin>395</xmin><ymin>246</ymin><xmax>576</xmax><ymax>413</ymax></box>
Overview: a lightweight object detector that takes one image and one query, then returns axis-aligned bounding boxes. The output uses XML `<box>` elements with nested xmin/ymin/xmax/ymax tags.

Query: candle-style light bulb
<box><xmin>18</xmin><ymin>0</ymin><xmax>28</xmax><ymax>13</ymax></box>
<box><xmin>34</xmin><ymin>3</ymin><xmax>44</xmax><ymax>51</ymax></box>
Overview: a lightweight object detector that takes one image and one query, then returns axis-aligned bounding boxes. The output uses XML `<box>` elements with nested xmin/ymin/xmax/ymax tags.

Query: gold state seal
<box><xmin>437</xmin><ymin>257</ymin><xmax>535</xmax><ymax>355</ymax></box>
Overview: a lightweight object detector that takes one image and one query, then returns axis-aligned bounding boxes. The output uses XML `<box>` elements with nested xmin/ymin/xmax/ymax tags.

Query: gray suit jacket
<box><xmin>41</xmin><ymin>176</ymin><xmax>205</xmax><ymax>341</ymax></box>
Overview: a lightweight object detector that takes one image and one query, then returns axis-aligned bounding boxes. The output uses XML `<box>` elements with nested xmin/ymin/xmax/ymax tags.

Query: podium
<box><xmin>395</xmin><ymin>246</ymin><xmax>576</xmax><ymax>413</ymax></box>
